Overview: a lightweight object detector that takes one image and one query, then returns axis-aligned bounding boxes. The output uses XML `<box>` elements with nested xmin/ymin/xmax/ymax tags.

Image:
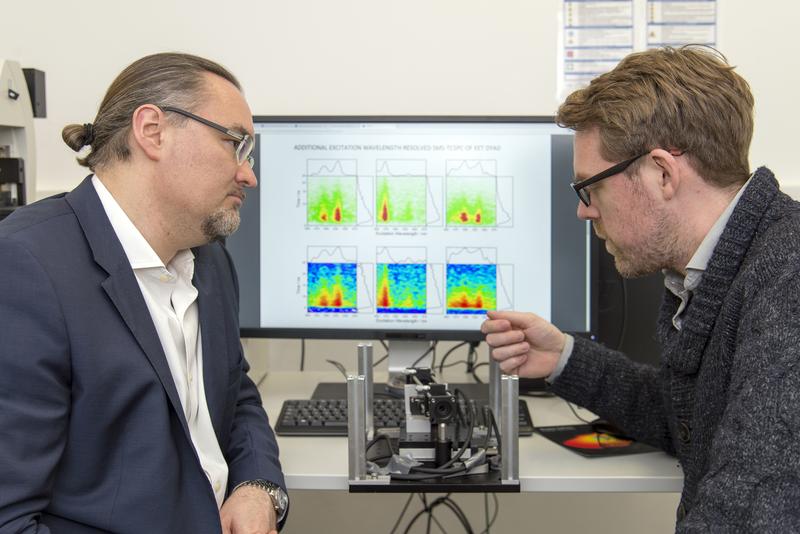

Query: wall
<box><xmin>4</xmin><ymin>1</ymin><xmax>800</xmax><ymax>196</ymax></box>
<box><xmin>3</xmin><ymin>1</ymin><xmax>798</xmax><ymax>532</ymax></box>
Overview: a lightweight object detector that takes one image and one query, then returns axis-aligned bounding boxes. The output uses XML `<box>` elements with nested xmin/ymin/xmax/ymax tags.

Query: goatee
<box><xmin>202</xmin><ymin>207</ymin><xmax>240</xmax><ymax>242</ymax></box>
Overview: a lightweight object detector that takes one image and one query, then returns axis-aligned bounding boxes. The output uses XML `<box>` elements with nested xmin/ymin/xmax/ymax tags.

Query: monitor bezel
<box><xmin>238</xmin><ymin>115</ymin><xmax>598</xmax><ymax>341</ymax></box>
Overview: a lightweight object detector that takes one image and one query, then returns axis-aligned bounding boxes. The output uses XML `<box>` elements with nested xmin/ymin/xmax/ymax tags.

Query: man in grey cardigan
<box><xmin>483</xmin><ymin>46</ymin><xmax>800</xmax><ymax>531</ymax></box>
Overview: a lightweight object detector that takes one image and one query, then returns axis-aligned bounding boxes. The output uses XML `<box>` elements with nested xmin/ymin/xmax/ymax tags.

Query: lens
<box><xmin>236</xmin><ymin>135</ymin><xmax>255</xmax><ymax>166</ymax></box>
<box><xmin>430</xmin><ymin>395</ymin><xmax>456</xmax><ymax>423</ymax></box>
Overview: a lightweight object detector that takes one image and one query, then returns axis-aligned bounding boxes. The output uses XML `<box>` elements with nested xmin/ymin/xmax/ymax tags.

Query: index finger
<box><xmin>486</xmin><ymin>309</ymin><xmax>540</xmax><ymax>329</ymax></box>
<box><xmin>480</xmin><ymin>317</ymin><xmax>511</xmax><ymax>334</ymax></box>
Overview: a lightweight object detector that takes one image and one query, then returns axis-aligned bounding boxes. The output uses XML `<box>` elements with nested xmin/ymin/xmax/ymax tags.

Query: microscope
<box><xmin>0</xmin><ymin>59</ymin><xmax>42</xmax><ymax>220</ymax></box>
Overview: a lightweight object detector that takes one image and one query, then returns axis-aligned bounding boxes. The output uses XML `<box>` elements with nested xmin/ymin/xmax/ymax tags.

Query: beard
<box><xmin>604</xmin><ymin>197</ymin><xmax>684</xmax><ymax>279</ymax></box>
<box><xmin>201</xmin><ymin>207</ymin><xmax>241</xmax><ymax>242</ymax></box>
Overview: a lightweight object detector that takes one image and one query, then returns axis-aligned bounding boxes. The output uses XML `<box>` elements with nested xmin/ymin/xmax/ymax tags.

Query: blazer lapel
<box><xmin>65</xmin><ymin>177</ymin><xmax>192</xmax><ymax>439</ymax></box>
<box><xmin>193</xmin><ymin>249</ymin><xmax>230</xmax><ymax>442</ymax></box>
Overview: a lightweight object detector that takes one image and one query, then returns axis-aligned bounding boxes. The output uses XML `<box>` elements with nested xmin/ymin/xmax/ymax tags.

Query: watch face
<box><xmin>265</xmin><ymin>484</ymin><xmax>287</xmax><ymax>513</ymax></box>
<box><xmin>272</xmin><ymin>487</ymin><xmax>288</xmax><ymax>510</ymax></box>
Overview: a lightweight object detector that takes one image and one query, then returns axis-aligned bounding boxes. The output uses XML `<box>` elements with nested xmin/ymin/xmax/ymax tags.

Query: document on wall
<box><xmin>559</xmin><ymin>0</ymin><xmax>634</xmax><ymax>99</ymax></box>
<box><xmin>647</xmin><ymin>0</ymin><xmax>717</xmax><ymax>48</ymax></box>
<box><xmin>558</xmin><ymin>0</ymin><xmax>718</xmax><ymax>100</ymax></box>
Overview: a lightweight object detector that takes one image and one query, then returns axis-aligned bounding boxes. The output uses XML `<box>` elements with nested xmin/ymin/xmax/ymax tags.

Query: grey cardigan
<box><xmin>551</xmin><ymin>167</ymin><xmax>800</xmax><ymax>532</ymax></box>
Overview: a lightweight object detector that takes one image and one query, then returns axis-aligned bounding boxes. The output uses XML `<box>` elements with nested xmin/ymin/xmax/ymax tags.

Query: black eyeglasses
<box><xmin>571</xmin><ymin>149</ymin><xmax>685</xmax><ymax>207</ymax></box>
<box><xmin>161</xmin><ymin>106</ymin><xmax>255</xmax><ymax>168</ymax></box>
<box><xmin>571</xmin><ymin>152</ymin><xmax>648</xmax><ymax>207</ymax></box>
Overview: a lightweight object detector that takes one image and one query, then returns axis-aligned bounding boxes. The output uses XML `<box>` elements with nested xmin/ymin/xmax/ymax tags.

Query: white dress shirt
<box><xmin>92</xmin><ymin>176</ymin><xmax>228</xmax><ymax>508</ymax></box>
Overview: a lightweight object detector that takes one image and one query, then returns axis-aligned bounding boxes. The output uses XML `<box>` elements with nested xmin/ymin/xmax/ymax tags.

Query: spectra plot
<box><xmin>307</xmin><ymin>247</ymin><xmax>358</xmax><ymax>313</ymax></box>
<box><xmin>376</xmin><ymin>247</ymin><xmax>427</xmax><ymax>314</ymax></box>
<box><xmin>445</xmin><ymin>160</ymin><xmax>515</xmax><ymax>227</ymax></box>
<box><xmin>446</xmin><ymin>176</ymin><xmax>497</xmax><ymax>226</ymax></box>
<box><xmin>306</xmin><ymin>160</ymin><xmax>358</xmax><ymax>225</ymax></box>
<box><xmin>446</xmin><ymin>248</ymin><xmax>498</xmax><ymax>314</ymax></box>
<box><xmin>375</xmin><ymin>160</ymin><xmax>427</xmax><ymax>226</ymax></box>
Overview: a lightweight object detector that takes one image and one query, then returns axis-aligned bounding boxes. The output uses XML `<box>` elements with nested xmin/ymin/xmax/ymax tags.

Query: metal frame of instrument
<box><xmin>347</xmin><ymin>343</ymin><xmax>520</xmax><ymax>493</ymax></box>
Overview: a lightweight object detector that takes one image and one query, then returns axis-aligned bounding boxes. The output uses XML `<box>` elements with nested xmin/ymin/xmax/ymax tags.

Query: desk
<box><xmin>258</xmin><ymin>371</ymin><xmax>684</xmax><ymax>493</ymax></box>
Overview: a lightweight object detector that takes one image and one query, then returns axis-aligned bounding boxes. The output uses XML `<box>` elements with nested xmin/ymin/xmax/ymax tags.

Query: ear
<box><xmin>649</xmin><ymin>148</ymin><xmax>682</xmax><ymax>201</ymax></box>
<box><xmin>130</xmin><ymin>104</ymin><xmax>165</xmax><ymax>162</ymax></box>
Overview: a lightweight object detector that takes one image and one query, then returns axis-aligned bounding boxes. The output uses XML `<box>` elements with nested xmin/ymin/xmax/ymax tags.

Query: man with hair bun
<box><xmin>483</xmin><ymin>46</ymin><xmax>800</xmax><ymax>531</ymax></box>
<box><xmin>0</xmin><ymin>53</ymin><xmax>287</xmax><ymax>533</ymax></box>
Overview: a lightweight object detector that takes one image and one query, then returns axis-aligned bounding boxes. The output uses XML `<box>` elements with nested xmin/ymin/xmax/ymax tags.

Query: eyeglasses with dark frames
<box><xmin>571</xmin><ymin>149</ymin><xmax>684</xmax><ymax>207</ymax></box>
<box><xmin>571</xmin><ymin>152</ymin><xmax>647</xmax><ymax>207</ymax></box>
<box><xmin>161</xmin><ymin>106</ymin><xmax>255</xmax><ymax>168</ymax></box>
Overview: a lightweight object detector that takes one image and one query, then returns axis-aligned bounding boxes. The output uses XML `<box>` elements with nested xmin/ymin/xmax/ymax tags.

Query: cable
<box><xmin>411</xmin><ymin>341</ymin><xmax>438</xmax><ymax>368</ymax></box>
<box><xmin>373</xmin><ymin>340</ymin><xmax>390</xmax><ymax>367</ymax></box>
<box><xmin>439</xmin><ymin>499</ymin><xmax>474</xmax><ymax>534</ymax></box>
<box><xmin>325</xmin><ymin>359</ymin><xmax>348</xmax><ymax>379</ymax></box>
<box><xmin>437</xmin><ymin>341</ymin><xmax>469</xmax><ymax>375</ymax></box>
<box><xmin>429</xmin><ymin>511</ymin><xmax>447</xmax><ymax>534</ymax></box>
<box><xmin>465</xmin><ymin>341</ymin><xmax>480</xmax><ymax>373</ymax></box>
<box><xmin>483</xmin><ymin>493</ymin><xmax>489</xmax><ymax>533</ymax></box>
<box><xmin>477</xmin><ymin>493</ymin><xmax>499</xmax><ymax>534</ymax></box>
<box><xmin>405</xmin><ymin>494</ymin><xmax>475</xmax><ymax>534</ymax></box>
<box><xmin>470</xmin><ymin>362</ymin><xmax>488</xmax><ymax>384</ymax></box>
<box><xmin>390</xmin><ymin>493</ymin><xmax>416</xmax><ymax>534</ymax></box>
<box><xmin>300</xmin><ymin>338</ymin><xmax>306</xmax><ymax>371</ymax></box>
<box><xmin>403</xmin><ymin>494</ymin><xmax>435</xmax><ymax>534</ymax></box>
<box><xmin>425</xmin><ymin>496</ymin><xmax>432</xmax><ymax>534</ymax></box>
<box><xmin>439</xmin><ymin>359</ymin><xmax>469</xmax><ymax>370</ymax></box>
<box><xmin>564</xmin><ymin>400</ymin><xmax>594</xmax><ymax>424</ymax></box>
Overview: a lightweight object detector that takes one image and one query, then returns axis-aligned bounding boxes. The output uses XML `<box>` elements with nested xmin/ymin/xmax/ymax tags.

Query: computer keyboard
<box><xmin>275</xmin><ymin>396</ymin><xmax>534</xmax><ymax>437</ymax></box>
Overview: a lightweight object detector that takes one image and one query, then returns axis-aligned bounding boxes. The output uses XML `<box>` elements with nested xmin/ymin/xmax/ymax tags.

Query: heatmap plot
<box><xmin>376</xmin><ymin>263</ymin><xmax>426</xmax><ymax>314</ymax></box>
<box><xmin>307</xmin><ymin>262</ymin><xmax>358</xmax><ymax>313</ymax></box>
<box><xmin>446</xmin><ymin>263</ymin><xmax>497</xmax><ymax>314</ymax></box>
<box><xmin>375</xmin><ymin>176</ymin><xmax>427</xmax><ymax>225</ymax></box>
<box><xmin>307</xmin><ymin>176</ymin><xmax>357</xmax><ymax>225</ymax></box>
<box><xmin>446</xmin><ymin>176</ymin><xmax>497</xmax><ymax>226</ymax></box>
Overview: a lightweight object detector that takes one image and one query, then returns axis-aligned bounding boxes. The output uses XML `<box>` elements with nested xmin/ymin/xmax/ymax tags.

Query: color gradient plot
<box><xmin>307</xmin><ymin>262</ymin><xmax>357</xmax><ymax>313</ymax></box>
<box><xmin>307</xmin><ymin>176</ymin><xmax>357</xmax><ymax>225</ymax></box>
<box><xmin>376</xmin><ymin>263</ymin><xmax>426</xmax><ymax>314</ymax></box>
<box><xmin>376</xmin><ymin>176</ymin><xmax>427</xmax><ymax>225</ymax></box>
<box><xmin>446</xmin><ymin>264</ymin><xmax>497</xmax><ymax>314</ymax></box>
<box><xmin>446</xmin><ymin>177</ymin><xmax>497</xmax><ymax>226</ymax></box>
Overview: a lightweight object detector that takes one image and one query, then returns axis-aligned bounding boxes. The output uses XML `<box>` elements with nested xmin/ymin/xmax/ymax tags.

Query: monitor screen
<box><xmin>226</xmin><ymin>117</ymin><xmax>595</xmax><ymax>342</ymax></box>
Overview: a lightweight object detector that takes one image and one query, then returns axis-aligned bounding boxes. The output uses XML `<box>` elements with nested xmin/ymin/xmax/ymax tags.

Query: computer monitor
<box><xmin>226</xmin><ymin>116</ymin><xmax>597</xmax><ymax>377</ymax></box>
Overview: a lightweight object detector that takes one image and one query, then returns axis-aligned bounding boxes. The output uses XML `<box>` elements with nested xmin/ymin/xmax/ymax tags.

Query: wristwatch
<box><xmin>234</xmin><ymin>479</ymin><xmax>289</xmax><ymax>524</ymax></box>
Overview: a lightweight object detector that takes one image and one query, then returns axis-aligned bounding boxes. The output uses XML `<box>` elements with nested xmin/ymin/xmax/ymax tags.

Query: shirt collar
<box><xmin>685</xmin><ymin>175</ymin><xmax>752</xmax><ymax>273</ymax></box>
<box><xmin>92</xmin><ymin>175</ymin><xmax>194</xmax><ymax>272</ymax></box>
<box><xmin>663</xmin><ymin>175</ymin><xmax>752</xmax><ymax>297</ymax></box>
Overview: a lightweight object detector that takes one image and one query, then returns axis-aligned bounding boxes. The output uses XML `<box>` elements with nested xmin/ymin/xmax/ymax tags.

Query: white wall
<box><xmin>3</xmin><ymin>1</ymin><xmax>799</xmax><ymax>196</ymax></box>
<box><xmin>3</xmin><ymin>2</ymin><xmax>798</xmax><ymax>532</ymax></box>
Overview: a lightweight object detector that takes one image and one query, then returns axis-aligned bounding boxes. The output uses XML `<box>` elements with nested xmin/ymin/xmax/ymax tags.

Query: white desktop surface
<box><xmin>258</xmin><ymin>371</ymin><xmax>684</xmax><ymax>493</ymax></box>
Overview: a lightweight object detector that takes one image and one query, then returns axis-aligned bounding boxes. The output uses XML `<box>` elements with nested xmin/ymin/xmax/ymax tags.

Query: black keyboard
<box><xmin>275</xmin><ymin>397</ymin><xmax>534</xmax><ymax>437</ymax></box>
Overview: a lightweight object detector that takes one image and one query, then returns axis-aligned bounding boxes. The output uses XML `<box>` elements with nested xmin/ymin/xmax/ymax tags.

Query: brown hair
<box><xmin>556</xmin><ymin>46</ymin><xmax>754</xmax><ymax>188</ymax></box>
<box><xmin>62</xmin><ymin>52</ymin><xmax>241</xmax><ymax>172</ymax></box>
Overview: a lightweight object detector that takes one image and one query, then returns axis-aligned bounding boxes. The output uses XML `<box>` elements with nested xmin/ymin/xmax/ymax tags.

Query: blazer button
<box><xmin>677</xmin><ymin>502</ymin><xmax>687</xmax><ymax>521</ymax></box>
<box><xmin>678</xmin><ymin>421</ymin><xmax>691</xmax><ymax>444</ymax></box>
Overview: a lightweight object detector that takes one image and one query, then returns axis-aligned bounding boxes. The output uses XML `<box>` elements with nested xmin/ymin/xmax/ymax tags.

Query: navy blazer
<box><xmin>0</xmin><ymin>177</ymin><xmax>285</xmax><ymax>533</ymax></box>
